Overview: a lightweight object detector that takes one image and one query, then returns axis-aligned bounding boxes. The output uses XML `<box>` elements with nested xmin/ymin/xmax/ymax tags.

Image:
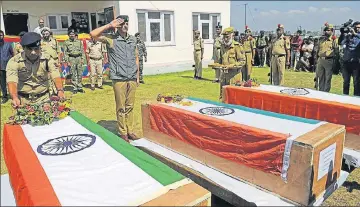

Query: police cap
<box><xmin>116</xmin><ymin>15</ymin><xmax>129</xmax><ymax>22</ymax></box>
<box><xmin>20</xmin><ymin>32</ymin><xmax>41</xmax><ymax>47</ymax></box>
<box><xmin>323</xmin><ymin>22</ymin><xmax>334</xmax><ymax>31</ymax></box>
<box><xmin>68</xmin><ymin>29</ymin><xmax>76</xmax><ymax>35</ymax></box>
<box><xmin>135</xmin><ymin>32</ymin><xmax>140</xmax><ymax>37</ymax></box>
<box><xmin>222</xmin><ymin>27</ymin><xmax>234</xmax><ymax>35</ymax></box>
<box><xmin>215</xmin><ymin>22</ymin><xmax>222</xmax><ymax>29</ymax></box>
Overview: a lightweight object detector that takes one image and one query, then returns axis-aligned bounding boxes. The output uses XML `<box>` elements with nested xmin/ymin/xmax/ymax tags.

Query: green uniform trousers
<box><xmin>112</xmin><ymin>80</ymin><xmax>137</xmax><ymax>136</ymax></box>
<box><xmin>243</xmin><ymin>52</ymin><xmax>253</xmax><ymax>81</ymax></box>
<box><xmin>316</xmin><ymin>58</ymin><xmax>333</xmax><ymax>92</ymax></box>
<box><xmin>69</xmin><ymin>56</ymin><xmax>83</xmax><ymax>91</ymax></box>
<box><xmin>194</xmin><ymin>51</ymin><xmax>202</xmax><ymax>78</ymax></box>
<box><xmin>139</xmin><ymin>59</ymin><xmax>144</xmax><ymax>81</ymax></box>
<box><xmin>271</xmin><ymin>56</ymin><xmax>286</xmax><ymax>86</ymax></box>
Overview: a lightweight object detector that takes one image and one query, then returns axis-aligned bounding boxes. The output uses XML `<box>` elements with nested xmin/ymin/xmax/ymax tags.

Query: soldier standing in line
<box><xmin>134</xmin><ymin>32</ymin><xmax>147</xmax><ymax>84</ymax></box>
<box><xmin>212</xmin><ymin>23</ymin><xmax>222</xmax><ymax>83</ymax></box>
<box><xmin>13</xmin><ymin>32</ymin><xmax>26</xmax><ymax>55</ymax></box>
<box><xmin>256</xmin><ymin>30</ymin><xmax>267</xmax><ymax>67</ymax></box>
<box><xmin>193</xmin><ymin>30</ymin><xmax>204</xmax><ymax>80</ymax></box>
<box><xmin>242</xmin><ymin>26</ymin><xmax>256</xmax><ymax>81</ymax></box>
<box><xmin>269</xmin><ymin>24</ymin><xmax>290</xmax><ymax>86</ymax></box>
<box><xmin>86</xmin><ymin>37</ymin><xmax>106</xmax><ymax>90</ymax></box>
<box><xmin>63</xmin><ymin>29</ymin><xmax>86</xmax><ymax>94</ymax></box>
<box><xmin>6</xmin><ymin>32</ymin><xmax>65</xmax><ymax>106</ymax></box>
<box><xmin>41</xmin><ymin>27</ymin><xmax>61</xmax><ymax>96</ymax></box>
<box><xmin>219</xmin><ymin>27</ymin><xmax>246</xmax><ymax>99</ymax></box>
<box><xmin>315</xmin><ymin>23</ymin><xmax>339</xmax><ymax>92</ymax></box>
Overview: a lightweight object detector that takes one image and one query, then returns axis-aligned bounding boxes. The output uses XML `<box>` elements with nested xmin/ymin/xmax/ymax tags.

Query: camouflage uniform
<box><xmin>256</xmin><ymin>34</ymin><xmax>267</xmax><ymax>67</ymax></box>
<box><xmin>136</xmin><ymin>39</ymin><xmax>147</xmax><ymax>82</ymax></box>
<box><xmin>63</xmin><ymin>38</ymin><xmax>86</xmax><ymax>91</ymax></box>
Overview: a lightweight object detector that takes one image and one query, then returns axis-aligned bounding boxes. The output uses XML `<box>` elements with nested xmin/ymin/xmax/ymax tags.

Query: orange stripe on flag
<box><xmin>149</xmin><ymin>104</ymin><xmax>290</xmax><ymax>175</ymax></box>
<box><xmin>224</xmin><ymin>86</ymin><xmax>360</xmax><ymax>135</ymax></box>
<box><xmin>3</xmin><ymin>125</ymin><xmax>61</xmax><ymax>206</ymax></box>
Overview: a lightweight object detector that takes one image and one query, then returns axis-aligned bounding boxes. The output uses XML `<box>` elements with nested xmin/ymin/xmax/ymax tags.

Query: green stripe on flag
<box><xmin>188</xmin><ymin>97</ymin><xmax>320</xmax><ymax>124</ymax></box>
<box><xmin>70</xmin><ymin>111</ymin><xmax>184</xmax><ymax>186</ymax></box>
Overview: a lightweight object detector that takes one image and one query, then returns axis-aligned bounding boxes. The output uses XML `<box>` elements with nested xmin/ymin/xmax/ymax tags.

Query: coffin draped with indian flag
<box><xmin>3</xmin><ymin>111</ymin><xmax>197</xmax><ymax>206</ymax></box>
<box><xmin>222</xmin><ymin>84</ymin><xmax>360</xmax><ymax>151</ymax></box>
<box><xmin>142</xmin><ymin>97</ymin><xmax>346</xmax><ymax>205</ymax></box>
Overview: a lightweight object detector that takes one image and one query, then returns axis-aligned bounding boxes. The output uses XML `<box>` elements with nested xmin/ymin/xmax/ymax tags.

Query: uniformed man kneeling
<box><xmin>219</xmin><ymin>27</ymin><xmax>246</xmax><ymax>99</ymax></box>
<box><xmin>6</xmin><ymin>32</ymin><xmax>65</xmax><ymax>107</ymax></box>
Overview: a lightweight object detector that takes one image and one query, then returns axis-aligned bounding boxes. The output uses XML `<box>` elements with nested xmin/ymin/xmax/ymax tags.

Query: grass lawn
<box><xmin>0</xmin><ymin>66</ymin><xmax>359</xmax><ymax>205</ymax></box>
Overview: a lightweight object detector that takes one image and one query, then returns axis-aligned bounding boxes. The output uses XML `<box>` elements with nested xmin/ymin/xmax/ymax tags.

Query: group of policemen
<box><xmin>195</xmin><ymin>21</ymin><xmax>359</xmax><ymax>98</ymax></box>
<box><xmin>195</xmin><ymin>23</ymin><xmax>290</xmax><ymax>98</ymax></box>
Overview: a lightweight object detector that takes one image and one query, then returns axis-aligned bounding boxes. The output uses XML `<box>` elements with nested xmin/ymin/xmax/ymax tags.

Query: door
<box><xmin>3</xmin><ymin>13</ymin><xmax>29</xmax><ymax>35</ymax></box>
<box><xmin>90</xmin><ymin>13</ymin><xmax>97</xmax><ymax>30</ymax></box>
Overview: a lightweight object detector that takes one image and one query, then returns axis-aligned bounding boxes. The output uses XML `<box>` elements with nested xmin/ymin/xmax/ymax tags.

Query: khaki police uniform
<box><xmin>193</xmin><ymin>32</ymin><xmax>204</xmax><ymax>78</ymax></box>
<box><xmin>219</xmin><ymin>27</ymin><xmax>246</xmax><ymax>99</ymax></box>
<box><xmin>13</xmin><ymin>42</ymin><xmax>24</xmax><ymax>55</ymax></box>
<box><xmin>243</xmin><ymin>34</ymin><xmax>255</xmax><ymax>80</ymax></box>
<box><xmin>316</xmin><ymin>34</ymin><xmax>339</xmax><ymax>92</ymax></box>
<box><xmin>41</xmin><ymin>37</ymin><xmax>61</xmax><ymax>95</ymax></box>
<box><xmin>64</xmin><ymin>35</ymin><xmax>85</xmax><ymax>92</ymax></box>
<box><xmin>6</xmin><ymin>52</ymin><xmax>61</xmax><ymax>104</ymax></box>
<box><xmin>86</xmin><ymin>40</ymin><xmax>105</xmax><ymax>88</ymax></box>
<box><xmin>270</xmin><ymin>34</ymin><xmax>290</xmax><ymax>85</ymax></box>
<box><xmin>213</xmin><ymin>34</ymin><xmax>222</xmax><ymax>81</ymax></box>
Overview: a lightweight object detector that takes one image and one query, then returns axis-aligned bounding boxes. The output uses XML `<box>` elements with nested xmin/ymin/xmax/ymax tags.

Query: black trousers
<box><xmin>0</xmin><ymin>70</ymin><xmax>7</xmax><ymax>97</ymax></box>
<box><xmin>343</xmin><ymin>61</ymin><xmax>360</xmax><ymax>96</ymax></box>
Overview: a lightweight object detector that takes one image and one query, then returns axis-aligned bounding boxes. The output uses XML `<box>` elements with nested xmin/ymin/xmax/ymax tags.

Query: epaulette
<box><xmin>14</xmin><ymin>53</ymin><xmax>25</xmax><ymax>63</ymax></box>
<box><xmin>40</xmin><ymin>53</ymin><xmax>51</xmax><ymax>60</ymax></box>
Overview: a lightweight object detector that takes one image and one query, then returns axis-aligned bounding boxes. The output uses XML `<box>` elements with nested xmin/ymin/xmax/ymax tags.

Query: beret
<box><xmin>222</xmin><ymin>27</ymin><xmax>234</xmax><ymax>35</ymax></box>
<box><xmin>245</xmin><ymin>25</ymin><xmax>251</xmax><ymax>32</ymax></box>
<box><xmin>323</xmin><ymin>23</ymin><xmax>334</xmax><ymax>31</ymax></box>
<box><xmin>20</xmin><ymin>32</ymin><xmax>41</xmax><ymax>47</ymax></box>
<box><xmin>116</xmin><ymin>15</ymin><xmax>129</xmax><ymax>22</ymax></box>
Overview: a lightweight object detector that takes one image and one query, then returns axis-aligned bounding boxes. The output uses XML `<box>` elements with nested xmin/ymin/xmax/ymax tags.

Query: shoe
<box><xmin>91</xmin><ymin>87</ymin><xmax>95</xmax><ymax>91</ymax></box>
<box><xmin>140</xmin><ymin>80</ymin><xmax>145</xmax><ymax>84</ymax></box>
<box><xmin>128</xmin><ymin>133</ymin><xmax>140</xmax><ymax>140</ymax></box>
<box><xmin>78</xmin><ymin>89</ymin><xmax>85</xmax><ymax>93</ymax></box>
<box><xmin>73</xmin><ymin>90</ymin><xmax>78</xmax><ymax>94</ymax></box>
<box><xmin>118</xmin><ymin>134</ymin><xmax>130</xmax><ymax>143</ymax></box>
<box><xmin>212</xmin><ymin>79</ymin><xmax>219</xmax><ymax>83</ymax></box>
<box><xmin>1</xmin><ymin>97</ymin><xmax>8</xmax><ymax>104</ymax></box>
<box><xmin>98</xmin><ymin>86</ymin><xmax>103</xmax><ymax>89</ymax></box>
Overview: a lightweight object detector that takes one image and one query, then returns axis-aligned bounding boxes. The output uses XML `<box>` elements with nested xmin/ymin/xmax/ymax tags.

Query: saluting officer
<box><xmin>6</xmin><ymin>32</ymin><xmax>65</xmax><ymax>107</ymax></box>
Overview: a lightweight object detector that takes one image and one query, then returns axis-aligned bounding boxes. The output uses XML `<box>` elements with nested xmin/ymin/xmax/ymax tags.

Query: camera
<box><xmin>340</xmin><ymin>19</ymin><xmax>353</xmax><ymax>34</ymax></box>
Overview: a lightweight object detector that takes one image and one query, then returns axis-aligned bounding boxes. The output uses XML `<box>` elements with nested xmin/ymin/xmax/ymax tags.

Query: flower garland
<box><xmin>156</xmin><ymin>94</ymin><xmax>193</xmax><ymax>106</ymax></box>
<box><xmin>7</xmin><ymin>96</ymin><xmax>72</xmax><ymax>126</ymax></box>
<box><xmin>235</xmin><ymin>78</ymin><xmax>260</xmax><ymax>87</ymax></box>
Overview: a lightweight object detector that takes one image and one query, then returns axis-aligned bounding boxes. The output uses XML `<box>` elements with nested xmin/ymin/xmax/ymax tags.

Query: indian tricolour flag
<box><xmin>3</xmin><ymin>112</ymin><xmax>189</xmax><ymax>206</ymax></box>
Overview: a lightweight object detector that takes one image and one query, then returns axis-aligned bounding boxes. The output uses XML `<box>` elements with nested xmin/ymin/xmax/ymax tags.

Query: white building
<box><xmin>0</xmin><ymin>1</ymin><xmax>230</xmax><ymax>75</ymax></box>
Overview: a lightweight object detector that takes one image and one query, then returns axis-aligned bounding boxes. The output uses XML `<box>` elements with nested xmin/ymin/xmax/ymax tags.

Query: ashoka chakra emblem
<box><xmin>37</xmin><ymin>134</ymin><xmax>96</xmax><ymax>156</ymax></box>
<box><xmin>280</xmin><ymin>88</ymin><xmax>309</xmax><ymax>96</ymax></box>
<box><xmin>199</xmin><ymin>107</ymin><xmax>235</xmax><ymax>116</ymax></box>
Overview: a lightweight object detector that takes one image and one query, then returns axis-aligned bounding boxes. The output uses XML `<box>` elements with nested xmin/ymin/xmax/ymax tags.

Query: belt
<box><xmin>319</xmin><ymin>56</ymin><xmax>333</xmax><ymax>60</ymax></box>
<box><xmin>245</xmin><ymin>51</ymin><xmax>252</xmax><ymax>53</ymax></box>
<box><xmin>18</xmin><ymin>90</ymin><xmax>49</xmax><ymax>99</ymax></box>
<box><xmin>272</xmin><ymin>54</ymin><xmax>286</xmax><ymax>57</ymax></box>
<box><xmin>90</xmin><ymin>57</ymin><xmax>102</xmax><ymax>60</ymax></box>
<box><xmin>69</xmin><ymin>54</ymin><xmax>81</xmax><ymax>58</ymax></box>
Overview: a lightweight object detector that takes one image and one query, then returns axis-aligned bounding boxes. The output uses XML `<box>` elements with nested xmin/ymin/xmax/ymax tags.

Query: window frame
<box><xmin>46</xmin><ymin>13</ymin><xmax>71</xmax><ymax>31</ymax></box>
<box><xmin>136</xmin><ymin>10</ymin><xmax>175</xmax><ymax>47</ymax></box>
<box><xmin>192</xmin><ymin>12</ymin><xmax>221</xmax><ymax>44</ymax></box>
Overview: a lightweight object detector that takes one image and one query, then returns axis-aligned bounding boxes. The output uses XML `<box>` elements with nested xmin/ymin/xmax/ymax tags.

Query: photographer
<box><xmin>341</xmin><ymin>21</ymin><xmax>360</xmax><ymax>96</ymax></box>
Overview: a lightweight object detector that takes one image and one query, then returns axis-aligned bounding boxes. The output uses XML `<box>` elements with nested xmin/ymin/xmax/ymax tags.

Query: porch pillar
<box><xmin>0</xmin><ymin>0</ymin><xmax>5</xmax><ymax>33</ymax></box>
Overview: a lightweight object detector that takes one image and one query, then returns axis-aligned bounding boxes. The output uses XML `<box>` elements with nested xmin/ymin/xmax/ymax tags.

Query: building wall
<box><xmin>1</xmin><ymin>1</ymin><xmax>119</xmax><ymax>35</ymax></box>
<box><xmin>119</xmin><ymin>1</ymin><xmax>231</xmax><ymax>68</ymax></box>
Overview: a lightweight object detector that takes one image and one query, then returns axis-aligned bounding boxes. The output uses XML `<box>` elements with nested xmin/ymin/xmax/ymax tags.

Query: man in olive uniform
<box><xmin>315</xmin><ymin>23</ymin><xmax>339</xmax><ymax>92</ymax></box>
<box><xmin>193</xmin><ymin>30</ymin><xmax>204</xmax><ymax>79</ymax></box>
<box><xmin>269</xmin><ymin>24</ymin><xmax>290</xmax><ymax>86</ymax></box>
<box><xmin>212</xmin><ymin>23</ymin><xmax>222</xmax><ymax>83</ymax></box>
<box><xmin>6</xmin><ymin>32</ymin><xmax>65</xmax><ymax>106</ymax></box>
<box><xmin>86</xmin><ymin>37</ymin><xmax>106</xmax><ymax>90</ymax></box>
<box><xmin>135</xmin><ymin>32</ymin><xmax>147</xmax><ymax>84</ymax></box>
<box><xmin>13</xmin><ymin>32</ymin><xmax>26</xmax><ymax>55</ymax></box>
<box><xmin>219</xmin><ymin>27</ymin><xmax>246</xmax><ymax>99</ymax></box>
<box><xmin>243</xmin><ymin>26</ymin><xmax>256</xmax><ymax>81</ymax></box>
<box><xmin>256</xmin><ymin>30</ymin><xmax>267</xmax><ymax>67</ymax></box>
<box><xmin>41</xmin><ymin>27</ymin><xmax>61</xmax><ymax>96</ymax></box>
<box><xmin>64</xmin><ymin>29</ymin><xmax>86</xmax><ymax>94</ymax></box>
<box><xmin>90</xmin><ymin>15</ymin><xmax>140</xmax><ymax>142</ymax></box>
